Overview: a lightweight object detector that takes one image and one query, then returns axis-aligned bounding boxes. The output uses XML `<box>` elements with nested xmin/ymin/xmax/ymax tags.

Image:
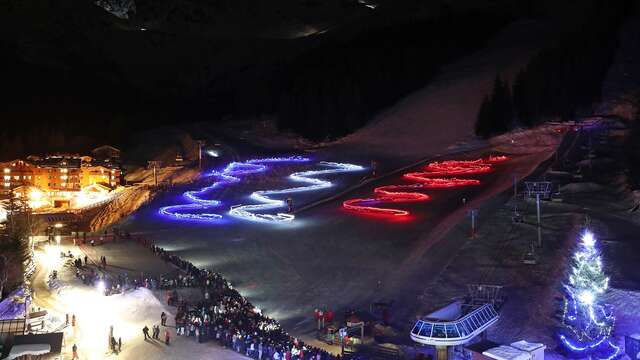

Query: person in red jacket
<box><xmin>324</xmin><ymin>310</ymin><xmax>334</xmax><ymax>325</ymax></box>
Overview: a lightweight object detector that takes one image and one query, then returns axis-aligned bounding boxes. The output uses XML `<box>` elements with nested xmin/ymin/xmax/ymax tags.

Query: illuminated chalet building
<box><xmin>1</xmin><ymin>146</ymin><xmax>122</xmax><ymax>199</ymax></box>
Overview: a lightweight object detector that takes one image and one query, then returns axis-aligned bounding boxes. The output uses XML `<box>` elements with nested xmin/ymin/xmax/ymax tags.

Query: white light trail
<box><xmin>159</xmin><ymin>156</ymin><xmax>310</xmax><ymax>221</ymax></box>
<box><xmin>229</xmin><ymin>162</ymin><xmax>365</xmax><ymax>223</ymax></box>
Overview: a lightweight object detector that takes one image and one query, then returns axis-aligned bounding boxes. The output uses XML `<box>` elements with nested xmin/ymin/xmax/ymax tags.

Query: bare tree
<box><xmin>0</xmin><ymin>195</ymin><xmax>33</xmax><ymax>299</ymax></box>
<box><xmin>0</xmin><ymin>255</ymin><xmax>7</xmax><ymax>300</ymax></box>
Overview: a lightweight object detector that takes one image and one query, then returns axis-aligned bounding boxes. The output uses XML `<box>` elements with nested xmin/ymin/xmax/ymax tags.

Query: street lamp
<box><xmin>196</xmin><ymin>140</ymin><xmax>206</xmax><ymax>170</ymax></box>
<box><xmin>147</xmin><ymin>161</ymin><xmax>161</xmax><ymax>188</ymax></box>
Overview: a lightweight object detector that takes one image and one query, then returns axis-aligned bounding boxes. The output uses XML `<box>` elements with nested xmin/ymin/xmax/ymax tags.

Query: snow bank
<box><xmin>125</xmin><ymin>166</ymin><xmax>199</xmax><ymax>186</ymax></box>
<box><xmin>491</xmin><ymin>124</ymin><xmax>566</xmax><ymax>155</ymax></box>
<box><xmin>606</xmin><ymin>288</ymin><xmax>640</xmax><ymax>336</ymax></box>
<box><xmin>560</xmin><ymin>182</ymin><xmax>604</xmax><ymax>194</ymax></box>
<box><xmin>217</xmin><ymin>118</ymin><xmax>315</xmax><ymax>150</ymax></box>
<box><xmin>88</xmin><ymin>186</ymin><xmax>152</xmax><ymax>231</ymax></box>
<box><xmin>577</xmin><ymin>158</ymin><xmax>615</xmax><ymax>168</ymax></box>
<box><xmin>0</xmin><ymin>288</ymin><xmax>27</xmax><ymax>320</ymax></box>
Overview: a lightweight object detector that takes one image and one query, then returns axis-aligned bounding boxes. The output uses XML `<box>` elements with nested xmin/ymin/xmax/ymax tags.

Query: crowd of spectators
<box><xmin>147</xmin><ymin>244</ymin><xmax>347</xmax><ymax>360</ymax></box>
<box><xmin>77</xmin><ymin>233</ymin><xmax>354</xmax><ymax>360</ymax></box>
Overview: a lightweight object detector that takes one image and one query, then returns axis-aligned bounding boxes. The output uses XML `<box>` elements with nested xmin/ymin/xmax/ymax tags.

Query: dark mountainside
<box><xmin>475</xmin><ymin>0</ymin><xmax>632</xmax><ymax>138</ymax></box>
<box><xmin>0</xmin><ymin>0</ymin><xmax>612</xmax><ymax>159</ymax></box>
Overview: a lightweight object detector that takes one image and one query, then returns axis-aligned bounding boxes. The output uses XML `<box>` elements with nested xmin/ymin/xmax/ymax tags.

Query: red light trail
<box><xmin>343</xmin><ymin>156</ymin><xmax>509</xmax><ymax>217</ymax></box>
<box><xmin>343</xmin><ymin>184</ymin><xmax>430</xmax><ymax>217</ymax></box>
<box><xmin>485</xmin><ymin>155</ymin><xmax>509</xmax><ymax>164</ymax></box>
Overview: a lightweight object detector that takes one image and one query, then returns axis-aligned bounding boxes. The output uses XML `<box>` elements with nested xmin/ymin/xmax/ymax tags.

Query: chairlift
<box><xmin>521</xmin><ymin>251</ymin><xmax>537</xmax><ymax>265</ymax></box>
<box><xmin>551</xmin><ymin>191</ymin><xmax>563</xmax><ymax>203</ymax></box>
<box><xmin>511</xmin><ymin>207</ymin><xmax>523</xmax><ymax>223</ymax></box>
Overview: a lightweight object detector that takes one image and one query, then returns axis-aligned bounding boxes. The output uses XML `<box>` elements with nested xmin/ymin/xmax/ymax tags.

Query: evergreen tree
<box><xmin>557</xmin><ymin>230</ymin><xmax>620</xmax><ymax>359</ymax></box>
<box><xmin>474</xmin><ymin>95</ymin><xmax>493</xmax><ymax>138</ymax></box>
<box><xmin>491</xmin><ymin>75</ymin><xmax>514</xmax><ymax>134</ymax></box>
<box><xmin>512</xmin><ymin>70</ymin><xmax>533</xmax><ymax>127</ymax></box>
<box><xmin>474</xmin><ymin>75</ymin><xmax>514</xmax><ymax>138</ymax></box>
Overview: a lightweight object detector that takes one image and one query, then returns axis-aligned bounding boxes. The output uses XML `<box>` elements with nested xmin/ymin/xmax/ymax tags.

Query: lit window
<box><xmin>3</xmin><ymin>168</ymin><xmax>9</xmax><ymax>173</ymax></box>
<box><xmin>3</xmin><ymin>183</ymin><xmax>9</xmax><ymax>187</ymax></box>
<box><xmin>60</xmin><ymin>168</ymin><xmax>68</xmax><ymax>173</ymax></box>
<box><xmin>61</xmin><ymin>183</ymin><xmax>67</xmax><ymax>187</ymax></box>
<box><xmin>60</xmin><ymin>175</ymin><xmax>68</xmax><ymax>180</ymax></box>
<box><xmin>13</xmin><ymin>176</ymin><xmax>19</xmax><ymax>180</ymax></box>
<box><xmin>3</xmin><ymin>176</ymin><xmax>9</xmax><ymax>180</ymax></box>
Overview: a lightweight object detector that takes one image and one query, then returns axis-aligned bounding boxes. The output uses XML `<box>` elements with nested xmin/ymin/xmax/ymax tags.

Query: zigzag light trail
<box><xmin>229</xmin><ymin>162</ymin><xmax>365</xmax><ymax>223</ymax></box>
<box><xmin>158</xmin><ymin>156</ymin><xmax>309</xmax><ymax>221</ymax></box>
<box><xmin>343</xmin><ymin>156</ymin><xmax>509</xmax><ymax>217</ymax></box>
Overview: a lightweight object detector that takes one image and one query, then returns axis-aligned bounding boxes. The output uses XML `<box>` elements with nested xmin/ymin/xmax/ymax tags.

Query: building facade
<box><xmin>1</xmin><ymin>154</ymin><xmax>121</xmax><ymax>196</ymax></box>
<box><xmin>80</xmin><ymin>164</ymin><xmax>121</xmax><ymax>188</ymax></box>
<box><xmin>33</xmin><ymin>157</ymin><xmax>82</xmax><ymax>192</ymax></box>
<box><xmin>2</xmin><ymin>160</ymin><xmax>35</xmax><ymax>191</ymax></box>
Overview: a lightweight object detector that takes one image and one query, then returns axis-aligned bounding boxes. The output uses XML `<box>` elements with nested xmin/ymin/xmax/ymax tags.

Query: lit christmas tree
<box><xmin>558</xmin><ymin>230</ymin><xmax>620</xmax><ymax>359</ymax></box>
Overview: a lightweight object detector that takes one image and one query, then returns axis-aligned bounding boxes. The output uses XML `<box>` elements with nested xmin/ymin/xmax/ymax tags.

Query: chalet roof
<box><xmin>10</xmin><ymin>185</ymin><xmax>36</xmax><ymax>192</ymax></box>
<box><xmin>13</xmin><ymin>332</ymin><xmax>64</xmax><ymax>353</ymax></box>
<box><xmin>92</xmin><ymin>145</ymin><xmax>121</xmax><ymax>154</ymax></box>
<box><xmin>87</xmin><ymin>159</ymin><xmax>121</xmax><ymax>169</ymax></box>
<box><xmin>83</xmin><ymin>183</ymin><xmax>112</xmax><ymax>193</ymax></box>
<box><xmin>0</xmin><ymin>159</ymin><xmax>33</xmax><ymax>167</ymax></box>
<box><xmin>35</xmin><ymin>157</ymin><xmax>81</xmax><ymax>169</ymax></box>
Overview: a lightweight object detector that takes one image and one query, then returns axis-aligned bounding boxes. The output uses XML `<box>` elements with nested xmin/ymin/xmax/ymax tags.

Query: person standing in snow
<box><xmin>143</xmin><ymin>325</ymin><xmax>149</xmax><ymax>340</ymax></box>
<box><xmin>72</xmin><ymin>344</ymin><xmax>79</xmax><ymax>359</ymax></box>
<box><xmin>318</xmin><ymin>309</ymin><xmax>324</xmax><ymax>330</ymax></box>
<box><xmin>165</xmin><ymin>329</ymin><xmax>171</xmax><ymax>345</ymax></box>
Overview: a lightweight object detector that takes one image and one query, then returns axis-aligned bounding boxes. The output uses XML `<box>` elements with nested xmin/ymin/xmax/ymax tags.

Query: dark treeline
<box><xmin>475</xmin><ymin>76</ymin><xmax>514</xmax><ymax>138</ymax></box>
<box><xmin>626</xmin><ymin>120</ymin><xmax>640</xmax><ymax>188</ymax></box>
<box><xmin>475</xmin><ymin>0</ymin><xmax>630</xmax><ymax>138</ymax></box>
<box><xmin>0</xmin><ymin>116</ymin><xmax>138</xmax><ymax>160</ymax></box>
<box><xmin>0</xmin><ymin>1</ymin><xmax>513</xmax><ymax>159</ymax></box>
